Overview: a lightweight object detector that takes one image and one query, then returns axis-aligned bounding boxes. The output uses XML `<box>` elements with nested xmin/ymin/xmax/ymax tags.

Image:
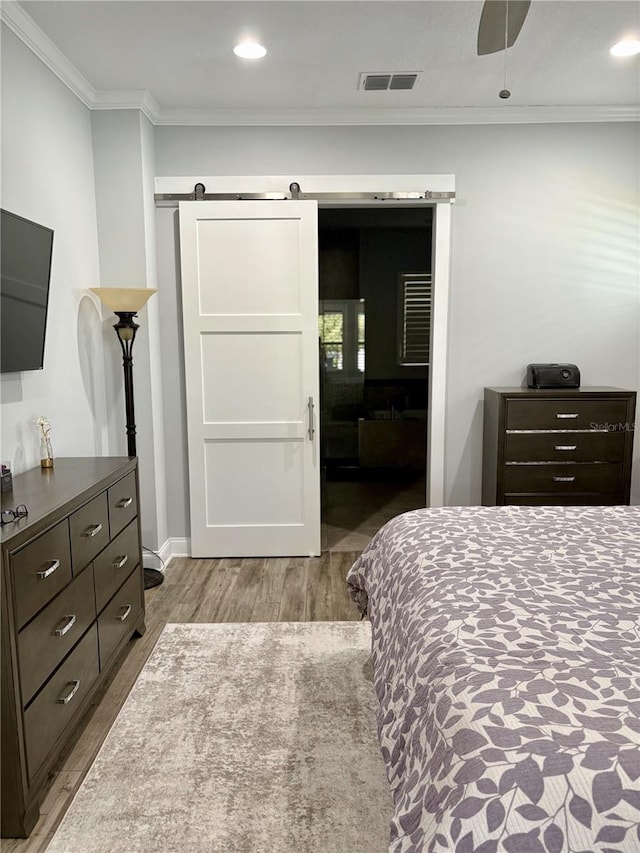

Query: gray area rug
<box><xmin>46</xmin><ymin>622</ymin><xmax>393</xmax><ymax>853</ymax></box>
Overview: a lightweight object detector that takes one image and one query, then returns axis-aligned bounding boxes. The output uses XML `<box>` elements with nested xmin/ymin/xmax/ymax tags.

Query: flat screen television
<box><xmin>0</xmin><ymin>209</ymin><xmax>54</xmax><ymax>374</ymax></box>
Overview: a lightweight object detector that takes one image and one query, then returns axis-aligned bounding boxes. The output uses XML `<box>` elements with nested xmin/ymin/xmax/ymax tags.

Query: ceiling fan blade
<box><xmin>477</xmin><ymin>0</ymin><xmax>532</xmax><ymax>55</ymax></box>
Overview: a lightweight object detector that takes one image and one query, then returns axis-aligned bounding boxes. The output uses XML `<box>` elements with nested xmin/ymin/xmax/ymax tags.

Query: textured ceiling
<box><xmin>16</xmin><ymin>1</ymin><xmax>640</xmax><ymax>113</ymax></box>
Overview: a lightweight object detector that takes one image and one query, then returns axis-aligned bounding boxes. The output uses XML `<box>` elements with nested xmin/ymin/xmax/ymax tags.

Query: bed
<box><xmin>346</xmin><ymin>505</ymin><xmax>640</xmax><ymax>853</ymax></box>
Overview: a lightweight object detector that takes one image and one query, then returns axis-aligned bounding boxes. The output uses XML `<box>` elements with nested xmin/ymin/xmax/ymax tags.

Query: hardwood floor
<box><xmin>322</xmin><ymin>474</ymin><xmax>425</xmax><ymax>551</ymax></box>
<box><xmin>2</xmin><ymin>552</ymin><xmax>363</xmax><ymax>852</ymax></box>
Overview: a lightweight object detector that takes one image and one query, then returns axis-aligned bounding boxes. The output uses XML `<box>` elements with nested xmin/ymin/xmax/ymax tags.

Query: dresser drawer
<box><xmin>17</xmin><ymin>565</ymin><xmax>96</xmax><ymax>705</ymax></box>
<box><xmin>506</xmin><ymin>494</ymin><xmax>623</xmax><ymax>506</ymax></box>
<box><xmin>23</xmin><ymin>625</ymin><xmax>99</xmax><ymax>783</ymax></box>
<box><xmin>12</xmin><ymin>521</ymin><xmax>72</xmax><ymax>630</ymax></box>
<box><xmin>505</xmin><ymin>399</ymin><xmax>629</xmax><ymax>431</ymax></box>
<box><xmin>98</xmin><ymin>567</ymin><xmax>143</xmax><ymax>669</ymax></box>
<box><xmin>504</xmin><ymin>463</ymin><xmax>622</xmax><ymax>495</ymax></box>
<box><xmin>108</xmin><ymin>471</ymin><xmax>138</xmax><ymax>538</ymax></box>
<box><xmin>93</xmin><ymin>520</ymin><xmax>140</xmax><ymax>613</ymax></box>
<box><xmin>69</xmin><ymin>492</ymin><xmax>110</xmax><ymax>572</ymax></box>
<box><xmin>504</xmin><ymin>431</ymin><xmax>626</xmax><ymax>463</ymax></box>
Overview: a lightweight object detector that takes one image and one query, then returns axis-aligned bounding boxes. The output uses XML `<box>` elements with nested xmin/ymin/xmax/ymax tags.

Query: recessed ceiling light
<box><xmin>233</xmin><ymin>41</ymin><xmax>267</xmax><ymax>60</ymax></box>
<box><xmin>610</xmin><ymin>39</ymin><xmax>640</xmax><ymax>57</ymax></box>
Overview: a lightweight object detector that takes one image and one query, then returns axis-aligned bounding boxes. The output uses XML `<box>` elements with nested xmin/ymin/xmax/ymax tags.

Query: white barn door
<box><xmin>179</xmin><ymin>200</ymin><xmax>321</xmax><ymax>557</ymax></box>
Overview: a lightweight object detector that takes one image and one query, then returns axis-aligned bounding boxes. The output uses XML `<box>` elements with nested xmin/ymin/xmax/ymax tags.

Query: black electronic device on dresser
<box><xmin>1</xmin><ymin>457</ymin><xmax>146</xmax><ymax>837</ymax></box>
<box><xmin>526</xmin><ymin>363</ymin><xmax>580</xmax><ymax>389</ymax></box>
<box><xmin>482</xmin><ymin>387</ymin><xmax>636</xmax><ymax>506</ymax></box>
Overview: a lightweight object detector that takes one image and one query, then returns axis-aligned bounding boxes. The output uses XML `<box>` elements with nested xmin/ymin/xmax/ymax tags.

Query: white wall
<box><xmin>91</xmin><ymin>110</ymin><xmax>168</xmax><ymax>550</ymax></box>
<box><xmin>0</xmin><ymin>31</ymin><xmax>168</xmax><ymax>550</ymax></box>
<box><xmin>91</xmin><ymin>111</ymin><xmax>149</xmax><ymax>458</ymax></box>
<box><xmin>2</xmin><ymin>25</ymin><xmax>637</xmax><ymax>534</ymax></box>
<box><xmin>0</xmin><ymin>26</ymin><xmax>106</xmax><ymax>473</ymax></box>
<box><xmin>155</xmin><ymin>123</ymin><xmax>640</xmax><ymax>523</ymax></box>
<box><xmin>140</xmin><ymin>115</ymin><xmax>169</xmax><ymax>550</ymax></box>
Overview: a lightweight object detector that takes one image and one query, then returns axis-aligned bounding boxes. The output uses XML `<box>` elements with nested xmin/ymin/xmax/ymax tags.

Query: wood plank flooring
<box><xmin>2</xmin><ymin>552</ymin><xmax>363</xmax><ymax>853</ymax></box>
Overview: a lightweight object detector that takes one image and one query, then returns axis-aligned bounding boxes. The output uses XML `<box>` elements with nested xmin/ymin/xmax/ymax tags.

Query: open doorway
<box><xmin>318</xmin><ymin>207</ymin><xmax>433</xmax><ymax>551</ymax></box>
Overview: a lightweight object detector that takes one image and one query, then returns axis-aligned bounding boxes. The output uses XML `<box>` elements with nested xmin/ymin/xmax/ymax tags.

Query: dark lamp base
<box><xmin>144</xmin><ymin>567</ymin><xmax>164</xmax><ymax>590</ymax></box>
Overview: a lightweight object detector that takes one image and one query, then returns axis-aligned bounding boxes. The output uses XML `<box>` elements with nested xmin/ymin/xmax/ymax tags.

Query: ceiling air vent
<box><xmin>363</xmin><ymin>75</ymin><xmax>391</xmax><ymax>91</ymax></box>
<box><xmin>360</xmin><ymin>72</ymin><xmax>420</xmax><ymax>92</ymax></box>
<box><xmin>390</xmin><ymin>74</ymin><xmax>418</xmax><ymax>90</ymax></box>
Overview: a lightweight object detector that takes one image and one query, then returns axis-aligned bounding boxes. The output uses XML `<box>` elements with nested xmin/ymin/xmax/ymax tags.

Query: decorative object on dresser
<box><xmin>482</xmin><ymin>386</ymin><xmax>636</xmax><ymax>505</ymax></box>
<box><xmin>89</xmin><ymin>287</ymin><xmax>163</xmax><ymax>590</ymax></box>
<box><xmin>33</xmin><ymin>415</ymin><xmax>54</xmax><ymax>469</ymax></box>
<box><xmin>1</xmin><ymin>461</ymin><xmax>13</xmax><ymax>493</ymax></box>
<box><xmin>1</xmin><ymin>457</ymin><xmax>146</xmax><ymax>838</ymax></box>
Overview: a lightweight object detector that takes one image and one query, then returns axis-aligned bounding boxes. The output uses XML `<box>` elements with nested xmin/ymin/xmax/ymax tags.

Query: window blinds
<box><xmin>398</xmin><ymin>272</ymin><xmax>431</xmax><ymax>366</ymax></box>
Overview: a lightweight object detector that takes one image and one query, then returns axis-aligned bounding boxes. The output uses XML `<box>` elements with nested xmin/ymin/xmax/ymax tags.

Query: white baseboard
<box><xmin>151</xmin><ymin>537</ymin><xmax>190</xmax><ymax>568</ymax></box>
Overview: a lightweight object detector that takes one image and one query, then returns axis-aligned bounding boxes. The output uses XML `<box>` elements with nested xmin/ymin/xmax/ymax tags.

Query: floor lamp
<box><xmin>90</xmin><ymin>287</ymin><xmax>164</xmax><ymax>590</ymax></box>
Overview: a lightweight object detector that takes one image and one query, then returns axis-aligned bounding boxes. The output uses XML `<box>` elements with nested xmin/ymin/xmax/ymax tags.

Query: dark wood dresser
<box><xmin>482</xmin><ymin>387</ymin><xmax>636</xmax><ymax>505</ymax></box>
<box><xmin>1</xmin><ymin>457</ymin><xmax>146</xmax><ymax>837</ymax></box>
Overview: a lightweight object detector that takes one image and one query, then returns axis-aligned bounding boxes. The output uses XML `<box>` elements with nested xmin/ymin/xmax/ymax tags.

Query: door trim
<box><xmin>156</xmin><ymin>174</ymin><xmax>454</xmax><ymax>507</ymax></box>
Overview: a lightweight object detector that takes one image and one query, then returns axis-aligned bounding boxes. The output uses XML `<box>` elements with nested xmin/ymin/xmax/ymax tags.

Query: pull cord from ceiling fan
<box><xmin>499</xmin><ymin>0</ymin><xmax>511</xmax><ymax>99</ymax></box>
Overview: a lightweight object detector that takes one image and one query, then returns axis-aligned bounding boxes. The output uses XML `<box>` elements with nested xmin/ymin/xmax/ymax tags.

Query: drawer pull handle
<box><xmin>116</xmin><ymin>497</ymin><xmax>133</xmax><ymax>509</ymax></box>
<box><xmin>554</xmin><ymin>445</ymin><xmax>577</xmax><ymax>451</ymax></box>
<box><xmin>553</xmin><ymin>475</ymin><xmax>576</xmax><ymax>483</ymax></box>
<box><xmin>82</xmin><ymin>522</ymin><xmax>103</xmax><ymax>538</ymax></box>
<box><xmin>556</xmin><ymin>413</ymin><xmax>579</xmax><ymax>419</ymax></box>
<box><xmin>54</xmin><ymin>614</ymin><xmax>77</xmax><ymax>636</ymax></box>
<box><xmin>117</xmin><ymin>604</ymin><xmax>132</xmax><ymax>622</ymax></box>
<box><xmin>112</xmin><ymin>555</ymin><xmax>129</xmax><ymax>570</ymax></box>
<box><xmin>57</xmin><ymin>680</ymin><xmax>80</xmax><ymax>705</ymax></box>
<box><xmin>37</xmin><ymin>559</ymin><xmax>60</xmax><ymax>579</ymax></box>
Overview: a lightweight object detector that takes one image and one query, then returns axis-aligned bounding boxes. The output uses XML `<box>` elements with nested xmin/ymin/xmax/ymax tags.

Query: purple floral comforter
<box><xmin>346</xmin><ymin>505</ymin><xmax>640</xmax><ymax>853</ymax></box>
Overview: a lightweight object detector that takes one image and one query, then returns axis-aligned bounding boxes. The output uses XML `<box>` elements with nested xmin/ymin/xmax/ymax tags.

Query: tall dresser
<box><xmin>1</xmin><ymin>457</ymin><xmax>146</xmax><ymax>837</ymax></box>
<box><xmin>482</xmin><ymin>387</ymin><xmax>636</xmax><ymax>506</ymax></box>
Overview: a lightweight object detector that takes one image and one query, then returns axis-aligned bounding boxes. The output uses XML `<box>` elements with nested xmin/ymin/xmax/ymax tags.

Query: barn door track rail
<box><xmin>154</xmin><ymin>182</ymin><xmax>455</xmax><ymax>206</ymax></box>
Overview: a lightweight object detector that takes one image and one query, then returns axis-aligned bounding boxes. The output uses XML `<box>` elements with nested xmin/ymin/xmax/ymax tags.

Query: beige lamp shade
<box><xmin>90</xmin><ymin>287</ymin><xmax>157</xmax><ymax>312</ymax></box>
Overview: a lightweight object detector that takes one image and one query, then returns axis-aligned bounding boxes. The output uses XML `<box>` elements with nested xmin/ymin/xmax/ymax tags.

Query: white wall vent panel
<box><xmin>359</xmin><ymin>72</ymin><xmax>420</xmax><ymax>91</ymax></box>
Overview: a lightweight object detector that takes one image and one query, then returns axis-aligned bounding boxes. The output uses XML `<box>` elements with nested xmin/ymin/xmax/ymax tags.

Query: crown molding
<box><xmin>3</xmin><ymin>2</ymin><xmax>638</xmax><ymax>127</ymax></box>
<box><xmin>93</xmin><ymin>90</ymin><xmax>161</xmax><ymax>124</ymax></box>
<box><xmin>153</xmin><ymin>104</ymin><xmax>640</xmax><ymax>126</ymax></box>
<box><xmin>1</xmin><ymin>0</ymin><xmax>95</xmax><ymax>107</ymax></box>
